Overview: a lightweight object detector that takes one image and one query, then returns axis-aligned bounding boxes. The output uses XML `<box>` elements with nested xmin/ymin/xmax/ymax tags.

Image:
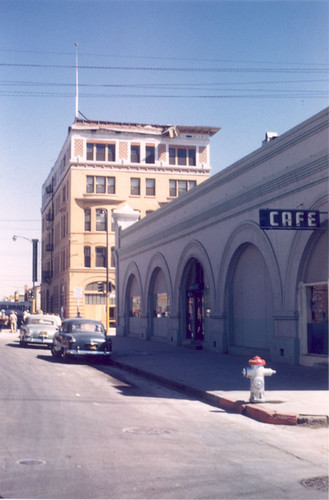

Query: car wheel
<box><xmin>62</xmin><ymin>349</ymin><xmax>72</xmax><ymax>363</ymax></box>
<box><xmin>51</xmin><ymin>345</ymin><xmax>61</xmax><ymax>359</ymax></box>
<box><xmin>20</xmin><ymin>339</ymin><xmax>27</xmax><ymax>347</ymax></box>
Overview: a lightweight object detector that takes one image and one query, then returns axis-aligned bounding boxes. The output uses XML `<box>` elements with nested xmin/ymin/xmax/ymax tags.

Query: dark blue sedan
<box><xmin>51</xmin><ymin>318</ymin><xmax>112</xmax><ymax>362</ymax></box>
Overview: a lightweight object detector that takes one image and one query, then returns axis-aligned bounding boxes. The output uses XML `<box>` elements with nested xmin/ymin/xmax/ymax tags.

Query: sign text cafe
<box><xmin>259</xmin><ymin>209</ymin><xmax>320</xmax><ymax>230</ymax></box>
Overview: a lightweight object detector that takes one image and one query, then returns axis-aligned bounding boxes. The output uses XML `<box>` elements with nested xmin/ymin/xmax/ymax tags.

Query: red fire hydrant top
<box><xmin>248</xmin><ymin>355</ymin><xmax>266</xmax><ymax>366</ymax></box>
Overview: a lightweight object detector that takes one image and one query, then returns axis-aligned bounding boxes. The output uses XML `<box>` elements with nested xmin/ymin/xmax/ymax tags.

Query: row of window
<box><xmin>84</xmin><ymin>208</ymin><xmax>115</xmax><ymax>232</ymax></box>
<box><xmin>86</xmin><ymin>175</ymin><xmax>196</xmax><ymax>197</ymax></box>
<box><xmin>86</xmin><ymin>142</ymin><xmax>197</xmax><ymax>167</ymax></box>
<box><xmin>84</xmin><ymin>246</ymin><xmax>115</xmax><ymax>268</ymax></box>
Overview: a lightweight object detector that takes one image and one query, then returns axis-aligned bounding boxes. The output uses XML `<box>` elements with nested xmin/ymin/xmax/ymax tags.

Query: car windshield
<box><xmin>71</xmin><ymin>323</ymin><xmax>104</xmax><ymax>333</ymax></box>
<box><xmin>29</xmin><ymin>318</ymin><xmax>56</xmax><ymax>326</ymax></box>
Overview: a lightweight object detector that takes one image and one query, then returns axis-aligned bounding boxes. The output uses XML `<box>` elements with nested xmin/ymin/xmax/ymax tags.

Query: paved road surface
<box><xmin>0</xmin><ymin>332</ymin><xmax>327</xmax><ymax>499</ymax></box>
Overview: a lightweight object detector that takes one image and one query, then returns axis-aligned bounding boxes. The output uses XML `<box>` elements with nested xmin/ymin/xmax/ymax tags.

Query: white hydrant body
<box><xmin>242</xmin><ymin>356</ymin><xmax>276</xmax><ymax>403</ymax></box>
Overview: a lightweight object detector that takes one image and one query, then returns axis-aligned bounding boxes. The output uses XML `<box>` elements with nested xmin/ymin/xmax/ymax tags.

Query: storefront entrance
<box><xmin>306</xmin><ymin>283</ymin><xmax>328</xmax><ymax>355</ymax></box>
<box><xmin>185</xmin><ymin>260</ymin><xmax>205</xmax><ymax>343</ymax></box>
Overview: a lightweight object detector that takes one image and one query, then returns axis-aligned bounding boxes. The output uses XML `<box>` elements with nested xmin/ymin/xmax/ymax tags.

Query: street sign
<box><xmin>259</xmin><ymin>209</ymin><xmax>320</xmax><ymax>230</ymax></box>
<box><xmin>73</xmin><ymin>286</ymin><xmax>83</xmax><ymax>299</ymax></box>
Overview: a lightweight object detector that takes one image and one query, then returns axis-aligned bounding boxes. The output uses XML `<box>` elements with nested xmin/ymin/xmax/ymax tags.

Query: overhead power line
<box><xmin>0</xmin><ymin>91</ymin><xmax>327</xmax><ymax>99</ymax></box>
<box><xmin>0</xmin><ymin>47</ymin><xmax>327</xmax><ymax>68</ymax></box>
<box><xmin>0</xmin><ymin>62</ymin><xmax>328</xmax><ymax>73</ymax></box>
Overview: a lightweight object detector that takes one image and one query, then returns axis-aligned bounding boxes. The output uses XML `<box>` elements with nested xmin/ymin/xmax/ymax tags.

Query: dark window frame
<box><xmin>146</xmin><ymin>178</ymin><xmax>156</xmax><ymax>196</ymax></box>
<box><xmin>169</xmin><ymin>147</ymin><xmax>196</xmax><ymax>166</ymax></box>
<box><xmin>131</xmin><ymin>145</ymin><xmax>140</xmax><ymax>163</ymax></box>
<box><xmin>130</xmin><ymin>178</ymin><xmax>141</xmax><ymax>196</ymax></box>
<box><xmin>95</xmin><ymin>247</ymin><xmax>106</xmax><ymax>267</ymax></box>
<box><xmin>84</xmin><ymin>208</ymin><xmax>91</xmax><ymax>231</ymax></box>
<box><xmin>96</xmin><ymin>209</ymin><xmax>107</xmax><ymax>231</ymax></box>
<box><xmin>145</xmin><ymin>145</ymin><xmax>155</xmax><ymax>164</ymax></box>
<box><xmin>84</xmin><ymin>246</ymin><xmax>91</xmax><ymax>267</ymax></box>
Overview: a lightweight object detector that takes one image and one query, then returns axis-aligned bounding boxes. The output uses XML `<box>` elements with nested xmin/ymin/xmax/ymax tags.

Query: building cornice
<box><xmin>70</xmin><ymin>119</ymin><xmax>220</xmax><ymax>138</ymax></box>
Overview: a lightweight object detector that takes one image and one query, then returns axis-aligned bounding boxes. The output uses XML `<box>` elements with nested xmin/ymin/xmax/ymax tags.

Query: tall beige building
<box><xmin>41</xmin><ymin>119</ymin><xmax>219</xmax><ymax>327</ymax></box>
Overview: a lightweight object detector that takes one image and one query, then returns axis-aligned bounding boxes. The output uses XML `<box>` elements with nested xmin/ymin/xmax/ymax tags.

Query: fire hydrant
<box><xmin>242</xmin><ymin>356</ymin><xmax>276</xmax><ymax>403</ymax></box>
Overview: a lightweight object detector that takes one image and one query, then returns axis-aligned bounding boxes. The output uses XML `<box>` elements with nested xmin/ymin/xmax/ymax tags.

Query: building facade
<box><xmin>115</xmin><ymin>108</ymin><xmax>328</xmax><ymax>367</ymax></box>
<box><xmin>41</xmin><ymin>120</ymin><xmax>219</xmax><ymax>326</ymax></box>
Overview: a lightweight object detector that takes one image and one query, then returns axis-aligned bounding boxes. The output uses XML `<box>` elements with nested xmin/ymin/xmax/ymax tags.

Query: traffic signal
<box><xmin>98</xmin><ymin>282</ymin><xmax>104</xmax><ymax>293</ymax></box>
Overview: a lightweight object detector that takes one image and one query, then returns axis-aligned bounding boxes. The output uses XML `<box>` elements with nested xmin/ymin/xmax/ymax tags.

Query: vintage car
<box><xmin>51</xmin><ymin>318</ymin><xmax>112</xmax><ymax>362</ymax></box>
<box><xmin>0</xmin><ymin>310</ymin><xmax>9</xmax><ymax>329</ymax></box>
<box><xmin>19</xmin><ymin>314</ymin><xmax>61</xmax><ymax>347</ymax></box>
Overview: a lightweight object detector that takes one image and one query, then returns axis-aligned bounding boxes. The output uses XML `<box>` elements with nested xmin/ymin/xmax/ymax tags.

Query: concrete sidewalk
<box><xmin>109</xmin><ymin>336</ymin><xmax>328</xmax><ymax>427</ymax></box>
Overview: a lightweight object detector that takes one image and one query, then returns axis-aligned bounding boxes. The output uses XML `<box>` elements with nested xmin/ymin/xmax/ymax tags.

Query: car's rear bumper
<box><xmin>67</xmin><ymin>349</ymin><xmax>112</xmax><ymax>356</ymax></box>
<box><xmin>24</xmin><ymin>337</ymin><xmax>53</xmax><ymax>345</ymax></box>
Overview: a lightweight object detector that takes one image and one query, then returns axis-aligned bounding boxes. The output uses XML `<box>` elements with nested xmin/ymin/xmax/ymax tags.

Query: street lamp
<box><xmin>12</xmin><ymin>235</ymin><xmax>39</xmax><ymax>313</ymax></box>
<box><xmin>100</xmin><ymin>210</ymin><xmax>110</xmax><ymax>335</ymax></box>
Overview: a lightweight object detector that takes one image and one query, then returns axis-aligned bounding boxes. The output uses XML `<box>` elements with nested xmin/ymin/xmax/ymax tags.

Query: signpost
<box><xmin>73</xmin><ymin>286</ymin><xmax>83</xmax><ymax>317</ymax></box>
<box><xmin>259</xmin><ymin>209</ymin><xmax>321</xmax><ymax>230</ymax></box>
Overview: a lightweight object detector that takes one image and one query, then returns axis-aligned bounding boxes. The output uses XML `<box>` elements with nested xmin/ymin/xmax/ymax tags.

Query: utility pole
<box><xmin>75</xmin><ymin>42</ymin><xmax>79</xmax><ymax>120</ymax></box>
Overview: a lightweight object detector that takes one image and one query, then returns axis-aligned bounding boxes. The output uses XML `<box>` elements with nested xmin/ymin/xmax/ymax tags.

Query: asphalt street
<box><xmin>0</xmin><ymin>330</ymin><xmax>328</xmax><ymax>499</ymax></box>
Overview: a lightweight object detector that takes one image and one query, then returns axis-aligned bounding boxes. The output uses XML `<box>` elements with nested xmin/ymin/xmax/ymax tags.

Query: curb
<box><xmin>109</xmin><ymin>358</ymin><xmax>328</xmax><ymax>427</ymax></box>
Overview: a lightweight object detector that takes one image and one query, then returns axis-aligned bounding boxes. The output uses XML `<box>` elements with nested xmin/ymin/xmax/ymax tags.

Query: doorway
<box><xmin>185</xmin><ymin>260</ymin><xmax>205</xmax><ymax>342</ymax></box>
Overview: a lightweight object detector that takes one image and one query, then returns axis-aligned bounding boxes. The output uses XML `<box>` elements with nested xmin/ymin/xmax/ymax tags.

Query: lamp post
<box><xmin>12</xmin><ymin>235</ymin><xmax>39</xmax><ymax>313</ymax></box>
<box><xmin>100</xmin><ymin>210</ymin><xmax>110</xmax><ymax>335</ymax></box>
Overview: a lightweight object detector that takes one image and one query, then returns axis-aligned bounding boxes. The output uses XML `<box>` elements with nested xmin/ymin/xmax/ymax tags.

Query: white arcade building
<box><xmin>114</xmin><ymin>108</ymin><xmax>328</xmax><ymax>367</ymax></box>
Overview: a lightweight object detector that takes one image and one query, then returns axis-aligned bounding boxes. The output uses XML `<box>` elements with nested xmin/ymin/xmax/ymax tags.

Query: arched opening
<box><xmin>299</xmin><ymin>227</ymin><xmax>328</xmax><ymax>360</ymax></box>
<box><xmin>126</xmin><ymin>274</ymin><xmax>141</xmax><ymax>336</ymax></box>
<box><xmin>229</xmin><ymin>244</ymin><xmax>273</xmax><ymax>355</ymax></box>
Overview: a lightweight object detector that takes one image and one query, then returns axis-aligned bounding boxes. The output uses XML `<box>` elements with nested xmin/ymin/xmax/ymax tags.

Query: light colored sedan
<box><xmin>19</xmin><ymin>314</ymin><xmax>61</xmax><ymax>347</ymax></box>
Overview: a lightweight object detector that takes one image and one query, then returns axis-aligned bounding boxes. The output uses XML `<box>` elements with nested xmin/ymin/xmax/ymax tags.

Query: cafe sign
<box><xmin>259</xmin><ymin>209</ymin><xmax>320</xmax><ymax>230</ymax></box>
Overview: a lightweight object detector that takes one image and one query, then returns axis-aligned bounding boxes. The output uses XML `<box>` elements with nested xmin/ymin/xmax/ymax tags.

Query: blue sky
<box><xmin>0</xmin><ymin>0</ymin><xmax>328</xmax><ymax>299</ymax></box>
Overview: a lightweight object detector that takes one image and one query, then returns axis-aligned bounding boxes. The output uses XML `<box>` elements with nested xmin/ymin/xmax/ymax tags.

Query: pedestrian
<box><xmin>9</xmin><ymin>311</ymin><xmax>17</xmax><ymax>333</ymax></box>
<box><xmin>23</xmin><ymin>310</ymin><xmax>30</xmax><ymax>323</ymax></box>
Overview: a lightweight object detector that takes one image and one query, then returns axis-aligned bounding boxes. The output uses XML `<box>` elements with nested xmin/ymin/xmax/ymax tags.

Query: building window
<box><xmin>86</xmin><ymin>281</ymin><xmax>114</xmax><ymax>293</ymax></box>
<box><xmin>130</xmin><ymin>178</ymin><xmax>140</xmax><ymax>196</ymax></box>
<box><xmin>96</xmin><ymin>209</ymin><xmax>107</xmax><ymax>231</ymax></box>
<box><xmin>96</xmin><ymin>176</ymin><xmax>106</xmax><ymax>194</ymax></box>
<box><xmin>131</xmin><ymin>145</ymin><xmax>140</xmax><ymax>163</ymax></box>
<box><xmin>61</xmin><ymin>214</ymin><xmax>66</xmax><ymax>238</ymax></box>
<box><xmin>146</xmin><ymin>179</ymin><xmax>155</xmax><ymax>196</ymax></box>
<box><xmin>87</xmin><ymin>176</ymin><xmax>116</xmax><ymax>194</ymax></box>
<box><xmin>86</xmin><ymin>143</ymin><xmax>116</xmax><ymax>162</ymax></box>
<box><xmin>153</xmin><ymin>292</ymin><xmax>170</xmax><ymax>318</ymax></box>
<box><xmin>107</xmin><ymin>144</ymin><xmax>115</xmax><ymax>162</ymax></box>
<box><xmin>84</xmin><ymin>209</ymin><xmax>91</xmax><ymax>231</ymax></box>
<box><xmin>145</xmin><ymin>146</ymin><xmax>155</xmax><ymax>164</ymax></box>
<box><xmin>189</xmin><ymin>149</ymin><xmax>196</xmax><ymax>166</ymax></box>
<box><xmin>169</xmin><ymin>147</ymin><xmax>196</xmax><ymax>166</ymax></box>
<box><xmin>107</xmin><ymin>177</ymin><xmax>115</xmax><ymax>194</ymax></box>
<box><xmin>96</xmin><ymin>144</ymin><xmax>105</xmax><ymax>161</ymax></box>
<box><xmin>130</xmin><ymin>296</ymin><xmax>141</xmax><ymax>317</ymax></box>
<box><xmin>86</xmin><ymin>176</ymin><xmax>94</xmax><ymax>193</ymax></box>
<box><xmin>84</xmin><ymin>246</ymin><xmax>91</xmax><ymax>267</ymax></box>
<box><xmin>85</xmin><ymin>294</ymin><xmax>106</xmax><ymax>305</ymax></box>
<box><xmin>95</xmin><ymin>247</ymin><xmax>106</xmax><ymax>267</ymax></box>
<box><xmin>87</xmin><ymin>143</ymin><xmax>94</xmax><ymax>161</ymax></box>
<box><xmin>169</xmin><ymin>180</ymin><xmax>196</xmax><ymax>197</ymax></box>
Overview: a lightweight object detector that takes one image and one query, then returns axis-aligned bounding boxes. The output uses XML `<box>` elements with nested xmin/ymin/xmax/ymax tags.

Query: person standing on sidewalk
<box><xmin>9</xmin><ymin>311</ymin><xmax>17</xmax><ymax>333</ymax></box>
